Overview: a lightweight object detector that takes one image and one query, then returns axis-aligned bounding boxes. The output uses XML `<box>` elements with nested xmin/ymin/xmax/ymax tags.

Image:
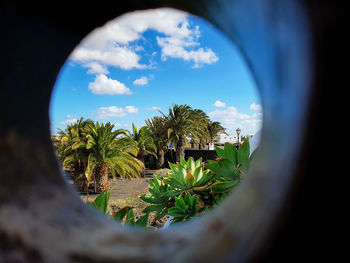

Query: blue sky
<box><xmin>50</xmin><ymin>8</ymin><xmax>262</xmax><ymax>136</ymax></box>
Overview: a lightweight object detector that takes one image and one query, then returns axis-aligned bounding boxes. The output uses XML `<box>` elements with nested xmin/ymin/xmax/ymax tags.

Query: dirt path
<box><xmin>63</xmin><ymin>169</ymin><xmax>154</xmax><ymax>202</ymax></box>
<box><xmin>109</xmin><ymin>178</ymin><xmax>149</xmax><ymax>200</ymax></box>
<box><xmin>79</xmin><ymin>177</ymin><xmax>150</xmax><ymax>202</ymax></box>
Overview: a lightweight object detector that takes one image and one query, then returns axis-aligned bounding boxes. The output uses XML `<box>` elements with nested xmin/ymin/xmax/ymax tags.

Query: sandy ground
<box><xmin>80</xmin><ymin>177</ymin><xmax>150</xmax><ymax>202</ymax></box>
<box><xmin>64</xmin><ymin>171</ymin><xmax>171</xmax><ymax>226</ymax></box>
<box><xmin>75</xmin><ymin>177</ymin><xmax>168</xmax><ymax>227</ymax></box>
<box><xmin>62</xmin><ymin>170</ymin><xmax>150</xmax><ymax>202</ymax></box>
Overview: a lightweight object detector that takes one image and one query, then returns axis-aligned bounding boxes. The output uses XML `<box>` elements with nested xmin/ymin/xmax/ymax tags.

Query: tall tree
<box><xmin>85</xmin><ymin>122</ymin><xmax>144</xmax><ymax>193</ymax></box>
<box><xmin>129</xmin><ymin>123</ymin><xmax>157</xmax><ymax>164</ymax></box>
<box><xmin>160</xmin><ymin>104</ymin><xmax>208</xmax><ymax>163</ymax></box>
<box><xmin>54</xmin><ymin>117</ymin><xmax>92</xmax><ymax>191</ymax></box>
<box><xmin>205</xmin><ymin>120</ymin><xmax>226</xmax><ymax>144</ymax></box>
<box><xmin>145</xmin><ymin>116</ymin><xmax>168</xmax><ymax>169</ymax></box>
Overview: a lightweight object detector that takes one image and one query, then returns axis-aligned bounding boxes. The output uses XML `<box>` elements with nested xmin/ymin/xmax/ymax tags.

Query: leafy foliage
<box><xmin>85</xmin><ymin>122</ymin><xmax>143</xmax><ymax>181</ymax></box>
<box><xmin>159</xmin><ymin>104</ymin><xmax>210</xmax><ymax>162</ymax></box>
<box><xmin>145</xmin><ymin>116</ymin><xmax>169</xmax><ymax>168</ymax></box>
<box><xmin>54</xmin><ymin>119</ymin><xmax>144</xmax><ymax>193</ymax></box>
<box><xmin>53</xmin><ymin>108</ymin><xmax>227</xmax><ymax>193</ymax></box>
<box><xmin>53</xmin><ymin>110</ymin><xmax>253</xmax><ymax>226</ymax></box>
<box><xmin>88</xmin><ymin>139</ymin><xmax>253</xmax><ymax>226</ymax></box>
<box><xmin>141</xmin><ymin>140</ymin><xmax>254</xmax><ymax>224</ymax></box>
<box><xmin>140</xmin><ymin>176</ymin><xmax>172</xmax><ymax>221</ymax></box>
<box><xmin>206</xmin><ymin>140</ymin><xmax>253</xmax><ymax>193</ymax></box>
<box><xmin>113</xmin><ymin>207</ymin><xmax>150</xmax><ymax>228</ymax></box>
<box><xmin>54</xmin><ymin>117</ymin><xmax>92</xmax><ymax>172</ymax></box>
<box><xmin>87</xmin><ymin>190</ymin><xmax>111</xmax><ymax>214</ymax></box>
<box><xmin>88</xmin><ymin>191</ymin><xmax>149</xmax><ymax>228</ymax></box>
<box><xmin>165</xmin><ymin>157</ymin><xmax>214</xmax><ymax>196</ymax></box>
<box><xmin>129</xmin><ymin>123</ymin><xmax>157</xmax><ymax>162</ymax></box>
<box><xmin>205</xmin><ymin>120</ymin><xmax>226</xmax><ymax>143</ymax></box>
<box><xmin>168</xmin><ymin>193</ymin><xmax>200</xmax><ymax>223</ymax></box>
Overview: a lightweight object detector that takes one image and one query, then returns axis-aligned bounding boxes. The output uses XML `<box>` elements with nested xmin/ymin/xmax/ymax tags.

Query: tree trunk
<box><xmin>156</xmin><ymin>149</ymin><xmax>165</xmax><ymax>169</ymax></box>
<box><xmin>176</xmin><ymin>137</ymin><xmax>185</xmax><ymax>163</ymax></box>
<box><xmin>93</xmin><ymin>164</ymin><xmax>110</xmax><ymax>193</ymax></box>
<box><xmin>137</xmin><ymin>150</ymin><xmax>145</xmax><ymax>176</ymax></box>
<box><xmin>137</xmin><ymin>150</ymin><xmax>145</xmax><ymax>164</ymax></box>
<box><xmin>74</xmin><ymin>173</ymin><xmax>88</xmax><ymax>193</ymax></box>
<box><xmin>72</xmin><ymin>163</ymin><xmax>88</xmax><ymax>193</ymax></box>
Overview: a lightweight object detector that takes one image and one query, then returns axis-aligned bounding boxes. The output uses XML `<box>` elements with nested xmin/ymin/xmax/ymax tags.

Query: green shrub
<box><xmin>87</xmin><ymin>191</ymin><xmax>149</xmax><ymax>228</ymax></box>
<box><xmin>168</xmin><ymin>193</ymin><xmax>200</xmax><ymax>223</ymax></box>
<box><xmin>113</xmin><ymin>207</ymin><xmax>150</xmax><ymax>228</ymax></box>
<box><xmin>89</xmin><ymin>140</ymin><xmax>255</xmax><ymax>226</ymax></box>
<box><xmin>165</xmin><ymin>157</ymin><xmax>214</xmax><ymax>197</ymax></box>
<box><xmin>141</xmin><ymin>140</ymin><xmax>254</xmax><ymax>224</ymax></box>
<box><xmin>140</xmin><ymin>176</ymin><xmax>173</xmax><ymax>221</ymax></box>
<box><xmin>87</xmin><ymin>191</ymin><xmax>111</xmax><ymax>215</ymax></box>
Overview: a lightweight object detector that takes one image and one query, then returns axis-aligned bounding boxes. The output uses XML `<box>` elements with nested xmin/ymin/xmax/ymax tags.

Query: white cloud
<box><xmin>146</xmin><ymin>106</ymin><xmax>161</xmax><ymax>111</ymax></box>
<box><xmin>213</xmin><ymin>100</ymin><xmax>226</xmax><ymax>108</ymax></box>
<box><xmin>88</xmin><ymin>74</ymin><xmax>131</xmax><ymax>95</ymax></box>
<box><xmin>134</xmin><ymin>46</ymin><xmax>144</xmax><ymax>52</ymax></box>
<box><xmin>250</xmin><ymin>103</ymin><xmax>262</xmax><ymax>111</ymax></box>
<box><xmin>95</xmin><ymin>105</ymin><xmax>139</xmax><ymax>119</ymax></box>
<box><xmin>156</xmin><ymin>20</ymin><xmax>218</xmax><ymax>67</ymax></box>
<box><xmin>208</xmin><ymin>106</ymin><xmax>262</xmax><ymax>135</ymax></box>
<box><xmin>133</xmin><ymin>76</ymin><xmax>149</xmax><ymax>86</ymax></box>
<box><xmin>158</xmin><ymin>37</ymin><xmax>218</xmax><ymax>67</ymax></box>
<box><xmin>252</xmin><ymin>112</ymin><xmax>263</xmax><ymax>118</ymax></box>
<box><xmin>133</xmin><ymin>74</ymin><xmax>155</xmax><ymax>86</ymax></box>
<box><xmin>71</xmin><ymin>46</ymin><xmax>146</xmax><ymax>70</ymax></box>
<box><xmin>210</xmin><ymin>106</ymin><xmax>251</xmax><ymax>120</ymax></box>
<box><xmin>59</xmin><ymin>118</ymin><xmax>78</xmax><ymax>126</ymax></box>
<box><xmin>69</xmin><ymin>8</ymin><xmax>218</xmax><ymax>71</ymax></box>
<box><xmin>83</xmin><ymin>62</ymin><xmax>110</xmax><ymax>74</ymax></box>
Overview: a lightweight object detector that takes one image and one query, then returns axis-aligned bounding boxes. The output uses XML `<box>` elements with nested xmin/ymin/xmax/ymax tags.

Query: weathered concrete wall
<box><xmin>166</xmin><ymin>149</ymin><xmax>217</xmax><ymax>164</ymax></box>
<box><xmin>145</xmin><ymin>149</ymin><xmax>217</xmax><ymax>168</ymax></box>
<box><xmin>0</xmin><ymin>0</ymin><xmax>343</xmax><ymax>262</ymax></box>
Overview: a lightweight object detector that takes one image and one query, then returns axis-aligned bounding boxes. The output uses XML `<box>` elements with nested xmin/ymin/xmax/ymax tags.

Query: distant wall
<box><xmin>144</xmin><ymin>149</ymin><xmax>217</xmax><ymax>169</ymax></box>
<box><xmin>183</xmin><ymin>149</ymin><xmax>217</xmax><ymax>162</ymax></box>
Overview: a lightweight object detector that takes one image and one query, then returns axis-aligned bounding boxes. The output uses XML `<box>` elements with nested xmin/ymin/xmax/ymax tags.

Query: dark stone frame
<box><xmin>0</xmin><ymin>0</ymin><xmax>342</xmax><ymax>262</ymax></box>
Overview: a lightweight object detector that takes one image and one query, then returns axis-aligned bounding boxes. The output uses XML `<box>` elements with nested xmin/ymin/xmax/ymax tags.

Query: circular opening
<box><xmin>0</xmin><ymin>0</ymin><xmax>313</xmax><ymax>262</ymax></box>
<box><xmin>50</xmin><ymin>8</ymin><xmax>262</xmax><ymax>228</ymax></box>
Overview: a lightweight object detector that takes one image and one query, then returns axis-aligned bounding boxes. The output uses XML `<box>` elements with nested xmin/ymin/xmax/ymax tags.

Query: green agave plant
<box><xmin>164</xmin><ymin>157</ymin><xmax>214</xmax><ymax>196</ymax></box>
<box><xmin>140</xmin><ymin>176</ymin><xmax>172</xmax><ymax>221</ymax></box>
<box><xmin>88</xmin><ymin>191</ymin><xmax>149</xmax><ymax>228</ymax></box>
<box><xmin>206</xmin><ymin>140</ymin><xmax>252</xmax><ymax>193</ymax></box>
<box><xmin>140</xmin><ymin>140</ymin><xmax>254</xmax><ymax>225</ymax></box>
<box><xmin>87</xmin><ymin>190</ymin><xmax>111</xmax><ymax>215</ymax></box>
<box><xmin>113</xmin><ymin>207</ymin><xmax>150</xmax><ymax>228</ymax></box>
<box><xmin>141</xmin><ymin>157</ymin><xmax>215</xmax><ymax>221</ymax></box>
<box><xmin>168</xmin><ymin>193</ymin><xmax>200</xmax><ymax>223</ymax></box>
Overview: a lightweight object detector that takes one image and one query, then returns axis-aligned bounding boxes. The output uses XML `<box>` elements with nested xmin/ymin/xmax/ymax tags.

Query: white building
<box><xmin>213</xmin><ymin>133</ymin><xmax>255</xmax><ymax>144</ymax></box>
<box><xmin>213</xmin><ymin>133</ymin><xmax>239</xmax><ymax>144</ymax></box>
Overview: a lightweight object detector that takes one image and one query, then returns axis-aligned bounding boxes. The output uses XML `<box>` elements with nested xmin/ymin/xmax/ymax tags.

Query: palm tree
<box><xmin>54</xmin><ymin>125</ymin><xmax>73</xmax><ymax>162</ymax></box>
<box><xmin>205</xmin><ymin>120</ymin><xmax>226</xmax><ymax>144</ymax></box>
<box><xmin>129</xmin><ymin>123</ymin><xmax>157</xmax><ymax>164</ymax></box>
<box><xmin>54</xmin><ymin>117</ymin><xmax>92</xmax><ymax>191</ymax></box>
<box><xmin>85</xmin><ymin>122</ymin><xmax>144</xmax><ymax>193</ymax></box>
<box><xmin>160</xmin><ymin>104</ymin><xmax>209</xmax><ymax>163</ymax></box>
<box><xmin>145</xmin><ymin>116</ymin><xmax>168</xmax><ymax>169</ymax></box>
